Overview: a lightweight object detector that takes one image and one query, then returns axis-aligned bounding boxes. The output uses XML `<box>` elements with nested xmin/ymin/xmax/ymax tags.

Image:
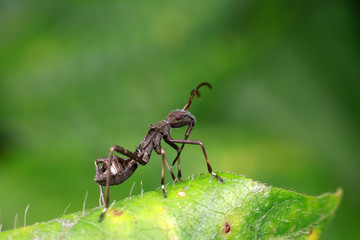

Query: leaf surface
<box><xmin>0</xmin><ymin>172</ymin><xmax>342</xmax><ymax>239</ymax></box>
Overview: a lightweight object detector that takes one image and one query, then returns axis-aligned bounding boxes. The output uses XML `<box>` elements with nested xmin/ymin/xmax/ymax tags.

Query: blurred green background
<box><xmin>0</xmin><ymin>0</ymin><xmax>359</xmax><ymax>238</ymax></box>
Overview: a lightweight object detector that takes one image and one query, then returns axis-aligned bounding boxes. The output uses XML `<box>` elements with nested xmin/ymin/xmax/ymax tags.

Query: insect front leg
<box><xmin>164</xmin><ymin>136</ymin><xmax>183</xmax><ymax>182</ymax></box>
<box><xmin>171</xmin><ymin>124</ymin><xmax>194</xmax><ymax>164</ymax></box>
<box><xmin>169</xmin><ymin>124</ymin><xmax>194</xmax><ymax>181</ymax></box>
<box><xmin>168</xmin><ymin>138</ymin><xmax>224</xmax><ymax>182</ymax></box>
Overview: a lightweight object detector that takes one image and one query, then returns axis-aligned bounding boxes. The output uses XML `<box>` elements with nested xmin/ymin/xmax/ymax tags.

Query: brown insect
<box><xmin>94</xmin><ymin>82</ymin><xmax>223</xmax><ymax>221</ymax></box>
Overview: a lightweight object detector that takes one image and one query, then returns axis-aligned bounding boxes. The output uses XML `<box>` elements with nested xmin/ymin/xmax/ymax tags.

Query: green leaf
<box><xmin>0</xmin><ymin>172</ymin><xmax>341</xmax><ymax>239</ymax></box>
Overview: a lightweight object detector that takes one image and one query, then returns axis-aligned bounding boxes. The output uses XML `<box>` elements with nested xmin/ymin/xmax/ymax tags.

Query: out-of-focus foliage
<box><xmin>0</xmin><ymin>0</ymin><xmax>358</xmax><ymax>239</ymax></box>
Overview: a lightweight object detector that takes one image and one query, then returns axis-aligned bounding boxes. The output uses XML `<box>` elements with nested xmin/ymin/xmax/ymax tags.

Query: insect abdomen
<box><xmin>94</xmin><ymin>157</ymin><xmax>138</xmax><ymax>186</ymax></box>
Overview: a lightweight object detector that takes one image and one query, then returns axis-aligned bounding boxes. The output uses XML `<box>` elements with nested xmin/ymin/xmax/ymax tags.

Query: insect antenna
<box><xmin>183</xmin><ymin>82</ymin><xmax>212</xmax><ymax>111</ymax></box>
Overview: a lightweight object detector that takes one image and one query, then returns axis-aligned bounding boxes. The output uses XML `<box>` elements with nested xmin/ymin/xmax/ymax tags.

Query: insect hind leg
<box><xmin>99</xmin><ymin>145</ymin><xmax>144</xmax><ymax>222</ymax></box>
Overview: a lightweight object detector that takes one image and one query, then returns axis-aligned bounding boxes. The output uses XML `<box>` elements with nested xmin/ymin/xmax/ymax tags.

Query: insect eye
<box><xmin>175</xmin><ymin>113</ymin><xmax>183</xmax><ymax>120</ymax></box>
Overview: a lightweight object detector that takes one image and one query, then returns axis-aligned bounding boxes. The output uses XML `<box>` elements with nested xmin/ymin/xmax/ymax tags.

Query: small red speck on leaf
<box><xmin>222</xmin><ymin>222</ymin><xmax>231</xmax><ymax>234</ymax></box>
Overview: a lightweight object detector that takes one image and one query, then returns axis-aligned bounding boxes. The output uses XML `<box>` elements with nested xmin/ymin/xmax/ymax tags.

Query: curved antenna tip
<box><xmin>197</xmin><ymin>82</ymin><xmax>212</xmax><ymax>89</ymax></box>
<box><xmin>183</xmin><ymin>82</ymin><xmax>212</xmax><ymax>111</ymax></box>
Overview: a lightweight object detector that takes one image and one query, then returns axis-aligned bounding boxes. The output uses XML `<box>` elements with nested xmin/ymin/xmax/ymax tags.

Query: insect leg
<box><xmin>160</xmin><ymin>148</ymin><xmax>177</xmax><ymax>182</ymax></box>
<box><xmin>99</xmin><ymin>145</ymin><xmax>144</xmax><ymax>222</ymax></box>
<box><xmin>168</xmin><ymin>139</ymin><xmax>224</xmax><ymax>182</ymax></box>
<box><xmin>177</xmin><ymin>156</ymin><xmax>182</xmax><ymax>182</ymax></box>
<box><xmin>172</xmin><ymin>124</ymin><xmax>193</xmax><ymax>164</ymax></box>
<box><xmin>170</xmin><ymin>124</ymin><xmax>194</xmax><ymax>181</ymax></box>
<box><xmin>94</xmin><ymin>159</ymin><xmax>106</xmax><ymax>206</ymax></box>
<box><xmin>98</xmin><ymin>185</ymin><xmax>105</xmax><ymax>207</ymax></box>
<box><xmin>161</xmin><ymin>149</ymin><xmax>166</xmax><ymax>198</ymax></box>
<box><xmin>109</xmin><ymin>145</ymin><xmax>146</xmax><ymax>165</ymax></box>
<box><xmin>164</xmin><ymin>137</ymin><xmax>183</xmax><ymax>182</ymax></box>
<box><xmin>98</xmin><ymin>155</ymin><xmax>111</xmax><ymax>222</ymax></box>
